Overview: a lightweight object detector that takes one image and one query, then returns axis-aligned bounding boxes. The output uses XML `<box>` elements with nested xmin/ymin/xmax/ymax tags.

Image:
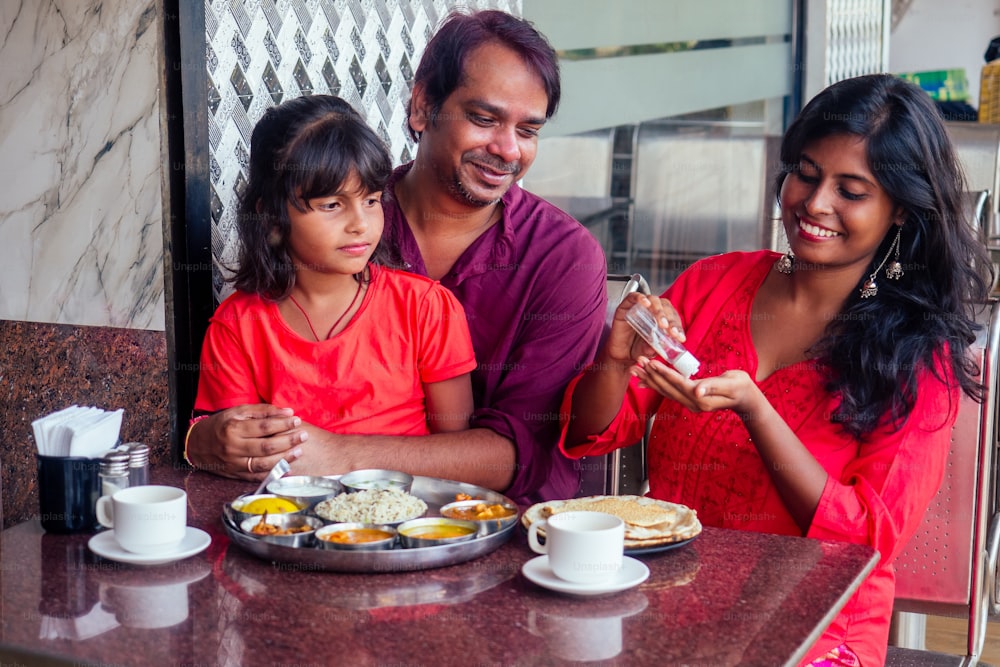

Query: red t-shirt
<box><xmin>560</xmin><ymin>251</ymin><xmax>957</xmax><ymax>666</ymax></box>
<box><xmin>195</xmin><ymin>265</ymin><xmax>476</xmax><ymax>436</ymax></box>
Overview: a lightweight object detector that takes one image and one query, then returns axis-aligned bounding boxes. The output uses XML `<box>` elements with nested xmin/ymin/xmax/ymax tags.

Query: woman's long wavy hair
<box><xmin>776</xmin><ymin>74</ymin><xmax>994</xmax><ymax>439</ymax></box>
<box><xmin>231</xmin><ymin>94</ymin><xmax>393</xmax><ymax>300</ymax></box>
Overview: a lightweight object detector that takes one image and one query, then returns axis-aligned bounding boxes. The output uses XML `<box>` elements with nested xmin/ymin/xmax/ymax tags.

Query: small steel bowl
<box><xmin>340</xmin><ymin>469</ymin><xmax>414</xmax><ymax>494</ymax></box>
<box><xmin>266</xmin><ymin>475</ymin><xmax>341</xmax><ymax>508</ymax></box>
<box><xmin>397</xmin><ymin>517</ymin><xmax>478</xmax><ymax>548</ymax></box>
<box><xmin>240</xmin><ymin>513</ymin><xmax>323</xmax><ymax>547</ymax></box>
<box><xmin>229</xmin><ymin>493</ymin><xmax>306</xmax><ymax>525</ymax></box>
<box><xmin>440</xmin><ymin>499</ymin><xmax>519</xmax><ymax>536</ymax></box>
<box><xmin>315</xmin><ymin>522</ymin><xmax>398</xmax><ymax>551</ymax></box>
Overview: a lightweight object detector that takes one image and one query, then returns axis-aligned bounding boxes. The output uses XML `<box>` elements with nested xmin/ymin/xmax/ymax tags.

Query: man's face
<box><xmin>410</xmin><ymin>41</ymin><xmax>549</xmax><ymax>208</ymax></box>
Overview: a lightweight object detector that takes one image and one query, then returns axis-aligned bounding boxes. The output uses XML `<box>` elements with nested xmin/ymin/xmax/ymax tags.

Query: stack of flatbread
<box><xmin>522</xmin><ymin>495</ymin><xmax>702</xmax><ymax>550</ymax></box>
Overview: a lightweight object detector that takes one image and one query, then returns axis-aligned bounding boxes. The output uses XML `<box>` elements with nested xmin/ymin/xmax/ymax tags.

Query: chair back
<box><xmin>890</xmin><ymin>298</ymin><xmax>1000</xmax><ymax>662</ymax></box>
<box><xmin>945</xmin><ymin>122</ymin><xmax>1000</xmax><ymax>239</ymax></box>
<box><xmin>576</xmin><ymin>274</ymin><xmax>651</xmax><ymax>497</ymax></box>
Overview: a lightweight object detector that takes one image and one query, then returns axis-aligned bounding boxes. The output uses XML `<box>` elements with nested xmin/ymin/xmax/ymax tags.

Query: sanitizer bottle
<box><xmin>624</xmin><ymin>303</ymin><xmax>701</xmax><ymax>379</ymax></box>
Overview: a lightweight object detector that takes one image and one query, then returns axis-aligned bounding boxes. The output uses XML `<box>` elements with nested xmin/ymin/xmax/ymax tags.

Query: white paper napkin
<box><xmin>32</xmin><ymin>406</ymin><xmax>124</xmax><ymax>457</ymax></box>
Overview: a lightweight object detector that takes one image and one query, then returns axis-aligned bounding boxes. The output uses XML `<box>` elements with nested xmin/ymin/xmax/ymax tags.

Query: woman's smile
<box><xmin>797</xmin><ymin>217</ymin><xmax>842</xmax><ymax>239</ymax></box>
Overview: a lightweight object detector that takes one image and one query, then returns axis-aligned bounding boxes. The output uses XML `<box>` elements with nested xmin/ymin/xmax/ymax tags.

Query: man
<box><xmin>184</xmin><ymin>9</ymin><xmax>607</xmax><ymax>504</ymax></box>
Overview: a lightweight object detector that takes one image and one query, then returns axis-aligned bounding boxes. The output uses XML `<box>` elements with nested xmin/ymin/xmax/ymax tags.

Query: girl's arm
<box><xmin>425</xmin><ymin>373</ymin><xmax>474</xmax><ymax>433</ymax></box>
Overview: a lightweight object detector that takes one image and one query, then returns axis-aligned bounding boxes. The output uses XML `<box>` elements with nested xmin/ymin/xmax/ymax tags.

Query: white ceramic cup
<box><xmin>527</xmin><ymin>511</ymin><xmax>625</xmax><ymax>584</ymax></box>
<box><xmin>96</xmin><ymin>485</ymin><xmax>187</xmax><ymax>554</ymax></box>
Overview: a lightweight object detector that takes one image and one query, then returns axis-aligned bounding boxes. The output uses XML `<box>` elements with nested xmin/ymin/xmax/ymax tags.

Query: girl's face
<box><xmin>780</xmin><ymin>133</ymin><xmax>901</xmax><ymax>279</ymax></box>
<box><xmin>285</xmin><ymin>172</ymin><xmax>383</xmax><ymax>278</ymax></box>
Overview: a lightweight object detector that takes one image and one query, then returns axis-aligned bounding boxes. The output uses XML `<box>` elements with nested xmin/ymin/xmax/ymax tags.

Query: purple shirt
<box><xmin>382</xmin><ymin>163</ymin><xmax>608</xmax><ymax>504</ymax></box>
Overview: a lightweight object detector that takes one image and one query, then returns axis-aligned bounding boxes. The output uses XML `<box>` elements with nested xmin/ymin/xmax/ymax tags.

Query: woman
<box><xmin>559</xmin><ymin>74</ymin><xmax>993</xmax><ymax>665</ymax></box>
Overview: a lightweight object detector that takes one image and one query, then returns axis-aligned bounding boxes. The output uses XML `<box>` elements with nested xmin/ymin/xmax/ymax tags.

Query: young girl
<box><xmin>189</xmin><ymin>95</ymin><xmax>476</xmax><ymax>475</ymax></box>
<box><xmin>560</xmin><ymin>74</ymin><xmax>993</xmax><ymax>665</ymax></box>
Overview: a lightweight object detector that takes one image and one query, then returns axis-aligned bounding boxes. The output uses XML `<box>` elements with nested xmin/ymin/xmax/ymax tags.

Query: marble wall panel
<box><xmin>0</xmin><ymin>0</ymin><xmax>165</xmax><ymax>330</ymax></box>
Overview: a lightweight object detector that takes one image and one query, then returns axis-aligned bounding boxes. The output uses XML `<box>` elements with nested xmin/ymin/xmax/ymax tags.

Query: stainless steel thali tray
<box><xmin>222</xmin><ymin>475</ymin><xmax>518</xmax><ymax>573</ymax></box>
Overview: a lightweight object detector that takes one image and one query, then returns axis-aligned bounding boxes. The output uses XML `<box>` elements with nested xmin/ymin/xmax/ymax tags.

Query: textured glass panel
<box><xmin>204</xmin><ymin>0</ymin><xmax>521</xmax><ymax>303</ymax></box>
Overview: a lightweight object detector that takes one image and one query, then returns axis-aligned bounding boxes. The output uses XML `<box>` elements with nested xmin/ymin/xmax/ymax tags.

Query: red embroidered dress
<box><xmin>560</xmin><ymin>251</ymin><xmax>958</xmax><ymax>666</ymax></box>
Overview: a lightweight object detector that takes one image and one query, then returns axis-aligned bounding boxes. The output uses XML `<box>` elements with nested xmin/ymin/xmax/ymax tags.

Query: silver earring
<box><xmin>885</xmin><ymin>227</ymin><xmax>904</xmax><ymax>280</ymax></box>
<box><xmin>860</xmin><ymin>227</ymin><xmax>903</xmax><ymax>299</ymax></box>
<box><xmin>775</xmin><ymin>250</ymin><xmax>794</xmax><ymax>274</ymax></box>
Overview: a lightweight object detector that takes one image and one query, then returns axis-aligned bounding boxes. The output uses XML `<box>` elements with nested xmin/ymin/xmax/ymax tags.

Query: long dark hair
<box><xmin>776</xmin><ymin>74</ymin><xmax>993</xmax><ymax>439</ymax></box>
<box><xmin>406</xmin><ymin>9</ymin><xmax>560</xmax><ymax>141</ymax></box>
<box><xmin>232</xmin><ymin>94</ymin><xmax>393</xmax><ymax>300</ymax></box>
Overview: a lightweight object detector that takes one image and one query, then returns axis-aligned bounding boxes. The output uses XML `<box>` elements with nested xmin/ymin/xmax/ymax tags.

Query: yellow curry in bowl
<box><xmin>397</xmin><ymin>517</ymin><xmax>478</xmax><ymax>548</ymax></box>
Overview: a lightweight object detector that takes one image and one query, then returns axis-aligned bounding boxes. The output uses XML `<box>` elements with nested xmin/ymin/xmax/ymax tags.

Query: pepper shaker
<box><xmin>125</xmin><ymin>442</ymin><xmax>149</xmax><ymax>487</ymax></box>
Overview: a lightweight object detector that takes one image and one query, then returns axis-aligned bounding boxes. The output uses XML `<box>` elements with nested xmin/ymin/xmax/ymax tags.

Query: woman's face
<box><xmin>780</xmin><ymin>133</ymin><xmax>901</xmax><ymax>279</ymax></box>
<box><xmin>285</xmin><ymin>172</ymin><xmax>383</xmax><ymax>278</ymax></box>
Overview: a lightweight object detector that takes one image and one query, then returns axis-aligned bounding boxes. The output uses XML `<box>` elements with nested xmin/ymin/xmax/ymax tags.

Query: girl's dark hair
<box><xmin>406</xmin><ymin>9</ymin><xmax>560</xmax><ymax>141</ymax></box>
<box><xmin>776</xmin><ymin>73</ymin><xmax>994</xmax><ymax>439</ymax></box>
<box><xmin>232</xmin><ymin>94</ymin><xmax>393</xmax><ymax>300</ymax></box>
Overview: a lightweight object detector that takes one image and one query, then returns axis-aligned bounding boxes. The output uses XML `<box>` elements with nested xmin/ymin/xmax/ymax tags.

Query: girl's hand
<box><xmin>604</xmin><ymin>293</ymin><xmax>686</xmax><ymax>366</ymax></box>
<box><xmin>634</xmin><ymin>361</ymin><xmax>761</xmax><ymax>415</ymax></box>
<box><xmin>187</xmin><ymin>404</ymin><xmax>306</xmax><ymax>480</ymax></box>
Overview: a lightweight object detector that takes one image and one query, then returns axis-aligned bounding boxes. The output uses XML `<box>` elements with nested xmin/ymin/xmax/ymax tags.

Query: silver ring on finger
<box><xmin>247</xmin><ymin>456</ymin><xmax>254</xmax><ymax>473</ymax></box>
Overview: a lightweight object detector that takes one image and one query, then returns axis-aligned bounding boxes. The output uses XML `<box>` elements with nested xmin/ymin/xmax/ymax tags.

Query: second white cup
<box><xmin>96</xmin><ymin>485</ymin><xmax>187</xmax><ymax>554</ymax></box>
<box><xmin>527</xmin><ymin>510</ymin><xmax>624</xmax><ymax>584</ymax></box>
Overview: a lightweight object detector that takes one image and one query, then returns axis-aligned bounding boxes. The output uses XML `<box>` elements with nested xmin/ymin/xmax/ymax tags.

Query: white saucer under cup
<box><xmin>522</xmin><ymin>555</ymin><xmax>650</xmax><ymax>597</ymax></box>
<box><xmin>527</xmin><ymin>510</ymin><xmax>624</xmax><ymax>584</ymax></box>
<box><xmin>88</xmin><ymin>527</ymin><xmax>211</xmax><ymax>566</ymax></box>
<box><xmin>95</xmin><ymin>485</ymin><xmax>187</xmax><ymax>554</ymax></box>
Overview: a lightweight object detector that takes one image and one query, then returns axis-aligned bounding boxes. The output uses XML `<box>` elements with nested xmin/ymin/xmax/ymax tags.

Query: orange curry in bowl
<box><xmin>442</xmin><ymin>502</ymin><xmax>516</xmax><ymax>521</ymax></box>
<box><xmin>320</xmin><ymin>527</ymin><xmax>394</xmax><ymax>544</ymax></box>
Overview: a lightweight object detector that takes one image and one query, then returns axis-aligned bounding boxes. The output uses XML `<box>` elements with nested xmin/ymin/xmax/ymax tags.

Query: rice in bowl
<box><xmin>314</xmin><ymin>487</ymin><xmax>427</xmax><ymax>524</ymax></box>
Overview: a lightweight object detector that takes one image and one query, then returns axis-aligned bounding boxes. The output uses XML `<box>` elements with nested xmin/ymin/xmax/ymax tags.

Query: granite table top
<box><xmin>0</xmin><ymin>465</ymin><xmax>878</xmax><ymax>667</ymax></box>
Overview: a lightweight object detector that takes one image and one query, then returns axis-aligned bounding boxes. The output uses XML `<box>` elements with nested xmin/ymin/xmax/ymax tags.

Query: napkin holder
<box><xmin>36</xmin><ymin>455</ymin><xmax>101</xmax><ymax>533</ymax></box>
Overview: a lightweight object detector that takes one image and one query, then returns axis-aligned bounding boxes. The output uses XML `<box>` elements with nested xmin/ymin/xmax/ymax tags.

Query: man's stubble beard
<box><xmin>450</xmin><ymin>177</ymin><xmax>501</xmax><ymax>208</ymax></box>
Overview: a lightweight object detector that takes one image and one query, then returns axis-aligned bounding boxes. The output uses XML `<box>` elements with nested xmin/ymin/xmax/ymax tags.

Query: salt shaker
<box><xmin>125</xmin><ymin>442</ymin><xmax>150</xmax><ymax>487</ymax></box>
<box><xmin>99</xmin><ymin>450</ymin><xmax>130</xmax><ymax>499</ymax></box>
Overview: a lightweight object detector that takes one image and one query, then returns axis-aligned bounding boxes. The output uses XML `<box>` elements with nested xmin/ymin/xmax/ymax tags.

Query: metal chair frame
<box><xmin>576</xmin><ymin>273</ymin><xmax>651</xmax><ymax>497</ymax></box>
<box><xmin>887</xmin><ymin>297</ymin><xmax>1000</xmax><ymax>666</ymax></box>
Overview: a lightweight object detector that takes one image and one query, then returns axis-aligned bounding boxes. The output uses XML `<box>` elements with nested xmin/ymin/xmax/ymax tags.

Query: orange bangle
<box><xmin>183</xmin><ymin>415</ymin><xmax>211</xmax><ymax>466</ymax></box>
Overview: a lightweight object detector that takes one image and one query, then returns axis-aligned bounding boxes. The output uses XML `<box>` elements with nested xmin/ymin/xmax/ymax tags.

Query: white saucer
<box><xmin>88</xmin><ymin>527</ymin><xmax>211</xmax><ymax>566</ymax></box>
<box><xmin>522</xmin><ymin>555</ymin><xmax>650</xmax><ymax>597</ymax></box>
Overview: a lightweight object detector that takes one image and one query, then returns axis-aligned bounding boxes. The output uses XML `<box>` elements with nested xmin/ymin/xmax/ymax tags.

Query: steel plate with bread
<box><xmin>521</xmin><ymin>495</ymin><xmax>702</xmax><ymax>550</ymax></box>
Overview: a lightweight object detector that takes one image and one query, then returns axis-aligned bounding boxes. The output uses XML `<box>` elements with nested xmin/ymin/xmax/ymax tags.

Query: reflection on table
<box><xmin>0</xmin><ymin>467</ymin><xmax>878</xmax><ymax>667</ymax></box>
